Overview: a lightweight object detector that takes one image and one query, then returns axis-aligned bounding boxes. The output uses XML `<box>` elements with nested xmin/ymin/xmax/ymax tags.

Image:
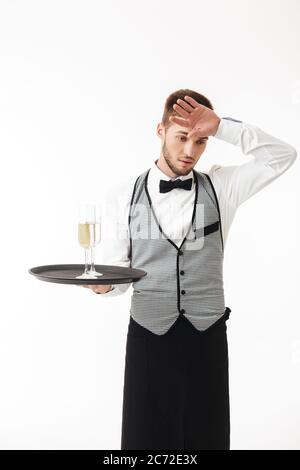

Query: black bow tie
<box><xmin>159</xmin><ymin>177</ymin><xmax>193</xmax><ymax>193</ymax></box>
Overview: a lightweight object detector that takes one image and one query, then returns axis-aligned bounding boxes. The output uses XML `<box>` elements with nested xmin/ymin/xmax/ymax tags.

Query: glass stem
<box><xmin>84</xmin><ymin>248</ymin><xmax>89</xmax><ymax>273</ymax></box>
<box><xmin>90</xmin><ymin>245</ymin><xmax>95</xmax><ymax>271</ymax></box>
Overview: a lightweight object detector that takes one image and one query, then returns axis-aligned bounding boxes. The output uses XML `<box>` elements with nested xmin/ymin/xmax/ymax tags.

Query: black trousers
<box><xmin>121</xmin><ymin>307</ymin><xmax>231</xmax><ymax>450</ymax></box>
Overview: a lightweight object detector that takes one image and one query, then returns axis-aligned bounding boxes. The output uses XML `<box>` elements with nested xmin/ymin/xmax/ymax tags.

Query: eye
<box><xmin>178</xmin><ymin>136</ymin><xmax>206</xmax><ymax>145</ymax></box>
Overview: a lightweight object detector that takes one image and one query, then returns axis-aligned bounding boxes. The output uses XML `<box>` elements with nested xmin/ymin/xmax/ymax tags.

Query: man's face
<box><xmin>157</xmin><ymin>122</ymin><xmax>208</xmax><ymax>176</ymax></box>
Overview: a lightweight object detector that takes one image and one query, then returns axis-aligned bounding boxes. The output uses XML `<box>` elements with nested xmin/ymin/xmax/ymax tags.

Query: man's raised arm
<box><xmin>210</xmin><ymin>116</ymin><xmax>297</xmax><ymax>208</ymax></box>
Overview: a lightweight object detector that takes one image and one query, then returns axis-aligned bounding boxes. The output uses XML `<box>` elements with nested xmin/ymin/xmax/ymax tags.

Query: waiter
<box><xmin>81</xmin><ymin>90</ymin><xmax>297</xmax><ymax>450</ymax></box>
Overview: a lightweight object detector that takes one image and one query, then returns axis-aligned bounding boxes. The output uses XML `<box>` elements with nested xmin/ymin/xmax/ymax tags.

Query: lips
<box><xmin>179</xmin><ymin>159</ymin><xmax>193</xmax><ymax>164</ymax></box>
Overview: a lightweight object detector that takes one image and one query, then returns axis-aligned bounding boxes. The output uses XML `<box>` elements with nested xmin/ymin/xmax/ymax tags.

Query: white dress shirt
<box><xmin>98</xmin><ymin>117</ymin><xmax>297</xmax><ymax>296</ymax></box>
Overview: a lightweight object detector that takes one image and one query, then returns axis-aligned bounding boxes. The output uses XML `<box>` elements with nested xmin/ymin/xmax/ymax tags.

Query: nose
<box><xmin>183</xmin><ymin>140</ymin><xmax>195</xmax><ymax>154</ymax></box>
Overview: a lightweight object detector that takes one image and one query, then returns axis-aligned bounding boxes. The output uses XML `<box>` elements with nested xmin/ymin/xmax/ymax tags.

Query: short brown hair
<box><xmin>161</xmin><ymin>88</ymin><xmax>213</xmax><ymax>131</ymax></box>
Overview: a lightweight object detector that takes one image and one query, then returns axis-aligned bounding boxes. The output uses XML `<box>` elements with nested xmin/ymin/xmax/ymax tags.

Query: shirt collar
<box><xmin>150</xmin><ymin>159</ymin><xmax>194</xmax><ymax>183</ymax></box>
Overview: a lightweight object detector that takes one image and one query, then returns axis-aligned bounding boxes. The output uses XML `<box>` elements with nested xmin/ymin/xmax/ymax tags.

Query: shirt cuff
<box><xmin>213</xmin><ymin>117</ymin><xmax>244</xmax><ymax>145</ymax></box>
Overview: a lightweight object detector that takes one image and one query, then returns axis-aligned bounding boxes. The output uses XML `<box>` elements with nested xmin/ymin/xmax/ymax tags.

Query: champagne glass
<box><xmin>75</xmin><ymin>203</ymin><xmax>102</xmax><ymax>279</ymax></box>
<box><xmin>86</xmin><ymin>203</ymin><xmax>103</xmax><ymax>276</ymax></box>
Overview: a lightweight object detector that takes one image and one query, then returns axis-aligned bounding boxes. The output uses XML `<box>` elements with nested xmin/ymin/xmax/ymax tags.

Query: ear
<box><xmin>157</xmin><ymin>123</ymin><xmax>163</xmax><ymax>137</ymax></box>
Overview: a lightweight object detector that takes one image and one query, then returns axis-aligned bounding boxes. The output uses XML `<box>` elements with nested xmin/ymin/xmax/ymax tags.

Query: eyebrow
<box><xmin>175</xmin><ymin>131</ymin><xmax>208</xmax><ymax>140</ymax></box>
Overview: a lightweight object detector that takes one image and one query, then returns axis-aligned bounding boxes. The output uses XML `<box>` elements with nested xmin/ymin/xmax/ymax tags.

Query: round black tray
<box><xmin>28</xmin><ymin>264</ymin><xmax>147</xmax><ymax>285</ymax></box>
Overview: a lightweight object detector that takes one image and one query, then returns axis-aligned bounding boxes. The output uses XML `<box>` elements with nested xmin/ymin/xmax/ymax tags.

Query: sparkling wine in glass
<box><xmin>75</xmin><ymin>203</ymin><xmax>103</xmax><ymax>279</ymax></box>
<box><xmin>86</xmin><ymin>204</ymin><xmax>103</xmax><ymax>277</ymax></box>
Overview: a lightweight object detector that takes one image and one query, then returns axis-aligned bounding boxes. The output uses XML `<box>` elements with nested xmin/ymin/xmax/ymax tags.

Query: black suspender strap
<box><xmin>128</xmin><ymin>174</ymin><xmax>142</xmax><ymax>266</ymax></box>
<box><xmin>203</xmin><ymin>172</ymin><xmax>224</xmax><ymax>253</ymax></box>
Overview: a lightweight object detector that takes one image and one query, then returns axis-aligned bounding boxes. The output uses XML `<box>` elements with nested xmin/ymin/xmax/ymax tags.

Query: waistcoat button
<box><xmin>180</xmin><ymin>308</ymin><xmax>185</xmax><ymax>314</ymax></box>
<box><xmin>180</xmin><ymin>270</ymin><xmax>184</xmax><ymax>275</ymax></box>
<box><xmin>181</xmin><ymin>290</ymin><xmax>186</xmax><ymax>295</ymax></box>
<box><xmin>178</xmin><ymin>250</ymin><xmax>183</xmax><ymax>255</ymax></box>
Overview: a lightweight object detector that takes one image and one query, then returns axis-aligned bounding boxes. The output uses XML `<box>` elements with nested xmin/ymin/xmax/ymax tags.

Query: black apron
<box><xmin>121</xmin><ymin>307</ymin><xmax>231</xmax><ymax>450</ymax></box>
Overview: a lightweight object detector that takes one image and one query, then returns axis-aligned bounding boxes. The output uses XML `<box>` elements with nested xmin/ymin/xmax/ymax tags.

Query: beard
<box><xmin>162</xmin><ymin>140</ymin><xmax>193</xmax><ymax>176</ymax></box>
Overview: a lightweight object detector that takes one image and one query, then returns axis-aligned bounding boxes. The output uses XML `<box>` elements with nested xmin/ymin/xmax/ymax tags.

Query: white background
<box><xmin>0</xmin><ymin>0</ymin><xmax>299</xmax><ymax>450</ymax></box>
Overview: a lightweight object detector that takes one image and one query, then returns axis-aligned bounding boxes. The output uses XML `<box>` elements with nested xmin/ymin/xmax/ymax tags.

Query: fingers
<box><xmin>86</xmin><ymin>285</ymin><xmax>98</xmax><ymax>290</ymax></box>
<box><xmin>172</xmin><ymin>102</ymin><xmax>190</xmax><ymax>118</ymax></box>
<box><xmin>183</xmin><ymin>95</ymin><xmax>202</xmax><ymax>108</ymax></box>
<box><xmin>169</xmin><ymin>115</ymin><xmax>188</xmax><ymax>127</ymax></box>
<box><xmin>176</xmin><ymin>98</ymin><xmax>194</xmax><ymax>113</ymax></box>
<box><xmin>79</xmin><ymin>284</ymin><xmax>103</xmax><ymax>294</ymax></box>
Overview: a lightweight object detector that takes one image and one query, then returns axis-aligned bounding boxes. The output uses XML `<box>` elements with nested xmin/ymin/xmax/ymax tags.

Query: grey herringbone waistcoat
<box><xmin>128</xmin><ymin>167</ymin><xmax>227</xmax><ymax>335</ymax></box>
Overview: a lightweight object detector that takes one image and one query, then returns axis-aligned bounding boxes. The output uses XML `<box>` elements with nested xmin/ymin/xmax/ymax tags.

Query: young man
<box><xmin>81</xmin><ymin>89</ymin><xmax>297</xmax><ymax>450</ymax></box>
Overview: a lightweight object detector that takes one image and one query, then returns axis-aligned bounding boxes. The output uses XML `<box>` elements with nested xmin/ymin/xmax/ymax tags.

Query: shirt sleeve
<box><xmin>211</xmin><ymin>117</ymin><xmax>297</xmax><ymax>208</ymax></box>
<box><xmin>96</xmin><ymin>180</ymin><xmax>133</xmax><ymax>297</ymax></box>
